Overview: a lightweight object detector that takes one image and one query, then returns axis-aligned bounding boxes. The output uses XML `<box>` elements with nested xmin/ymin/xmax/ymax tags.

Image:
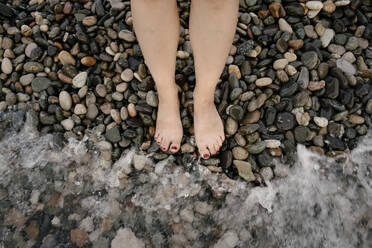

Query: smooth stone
<box><xmin>146</xmin><ymin>91</ymin><xmax>158</xmax><ymax>107</ymax></box>
<box><xmin>314</xmin><ymin>116</ymin><xmax>328</xmax><ymax>127</ymax></box>
<box><xmin>297</xmin><ymin>67</ymin><xmax>309</xmax><ymax>89</ymax></box>
<box><xmin>225</xmin><ymin>117</ymin><xmax>238</xmax><ymax>135</ymax></box>
<box><xmin>58</xmin><ymin>51</ymin><xmax>76</xmax><ymax>65</ymax></box>
<box><xmin>242</xmin><ymin>110</ymin><xmax>260</xmax><ymax>124</ymax></box>
<box><xmin>255</xmin><ymin>77</ymin><xmax>272</xmax><ymax>87</ymax></box>
<box><xmin>336</xmin><ymin>59</ymin><xmax>356</xmax><ymax>75</ymax></box>
<box><xmin>118</xmin><ymin>30</ymin><xmax>136</xmax><ymax>42</ymax></box>
<box><xmin>31</xmin><ymin>77</ymin><xmax>51</xmax><ymax>92</ymax></box>
<box><xmin>1</xmin><ymin>57</ymin><xmax>12</xmax><ymax>74</ymax></box>
<box><xmin>24</xmin><ymin>62</ymin><xmax>44</xmax><ymax>72</ymax></box>
<box><xmin>301</xmin><ymin>51</ymin><xmax>318</xmax><ymax>69</ymax></box>
<box><xmin>105</xmin><ymin>126</ymin><xmax>121</xmax><ymax>143</ymax></box>
<box><xmin>306</xmin><ymin>1</ymin><xmax>323</xmax><ymax>10</ymax></box>
<box><xmin>321</xmin><ymin>29</ymin><xmax>335</xmax><ymax>48</ymax></box>
<box><xmin>5</xmin><ymin>92</ymin><xmax>17</xmax><ymax>105</ymax></box>
<box><xmin>87</xmin><ymin>104</ymin><xmax>99</xmax><ymax>119</ymax></box>
<box><xmin>276</xmin><ymin>112</ymin><xmax>295</xmax><ymax>130</ymax></box>
<box><xmin>214</xmin><ymin>231</ymin><xmax>239</xmax><ymax>248</ymax></box>
<box><xmin>228</xmin><ymin>105</ymin><xmax>244</xmax><ymax>121</ymax></box>
<box><xmin>247</xmin><ymin>141</ymin><xmax>266</xmax><ymax>154</ymax></box>
<box><xmin>265</xmin><ymin>139</ymin><xmax>281</xmax><ymax>149</ymax></box>
<box><xmin>20</xmin><ymin>74</ymin><xmax>34</xmax><ymax>86</ymax></box>
<box><xmin>273</xmin><ymin>59</ymin><xmax>288</xmax><ymax>70</ymax></box>
<box><xmin>121</xmin><ymin>69</ymin><xmax>134</xmax><ymax>82</ymax></box>
<box><xmin>59</xmin><ymin>91</ymin><xmax>72</xmax><ymax>111</ymax></box>
<box><xmin>74</xmin><ymin>104</ymin><xmax>87</xmax><ymax>115</ymax></box>
<box><xmin>233</xmin><ymin>160</ymin><xmax>256</xmax><ymax>182</ymax></box>
<box><xmin>232</xmin><ymin>146</ymin><xmax>249</xmax><ymax>160</ymax></box>
<box><xmin>278</xmin><ymin>18</ymin><xmax>293</xmax><ymax>33</ymax></box>
<box><xmin>294</xmin><ymin>126</ymin><xmax>309</xmax><ymax>143</ymax></box>
<box><xmin>61</xmin><ymin>118</ymin><xmax>74</xmax><ymax>131</ymax></box>
<box><xmin>72</xmin><ymin>72</ymin><xmax>88</xmax><ymax>88</ymax></box>
<box><xmin>348</xmin><ymin>114</ymin><xmax>364</xmax><ymax>124</ymax></box>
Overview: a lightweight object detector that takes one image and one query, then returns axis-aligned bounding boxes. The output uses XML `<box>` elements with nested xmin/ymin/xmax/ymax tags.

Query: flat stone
<box><xmin>265</xmin><ymin>139</ymin><xmax>281</xmax><ymax>148</ymax></box>
<box><xmin>242</xmin><ymin>110</ymin><xmax>260</xmax><ymax>124</ymax></box>
<box><xmin>306</xmin><ymin>1</ymin><xmax>323</xmax><ymax>10</ymax></box>
<box><xmin>24</xmin><ymin>62</ymin><xmax>44</xmax><ymax>72</ymax></box>
<box><xmin>336</xmin><ymin>59</ymin><xmax>356</xmax><ymax>75</ymax></box>
<box><xmin>273</xmin><ymin>58</ymin><xmax>288</xmax><ymax>70</ymax></box>
<box><xmin>74</xmin><ymin>104</ymin><xmax>87</xmax><ymax>115</ymax></box>
<box><xmin>146</xmin><ymin>91</ymin><xmax>158</xmax><ymax>107</ymax></box>
<box><xmin>233</xmin><ymin>160</ymin><xmax>256</xmax><ymax>182</ymax></box>
<box><xmin>61</xmin><ymin>118</ymin><xmax>74</xmax><ymax>130</ymax></box>
<box><xmin>118</xmin><ymin>30</ymin><xmax>136</xmax><ymax>42</ymax></box>
<box><xmin>225</xmin><ymin>117</ymin><xmax>238</xmax><ymax>135</ymax></box>
<box><xmin>232</xmin><ymin>146</ymin><xmax>249</xmax><ymax>160</ymax></box>
<box><xmin>255</xmin><ymin>77</ymin><xmax>272</xmax><ymax>87</ymax></box>
<box><xmin>247</xmin><ymin>141</ymin><xmax>266</xmax><ymax>154</ymax></box>
<box><xmin>31</xmin><ymin>77</ymin><xmax>51</xmax><ymax>92</ymax></box>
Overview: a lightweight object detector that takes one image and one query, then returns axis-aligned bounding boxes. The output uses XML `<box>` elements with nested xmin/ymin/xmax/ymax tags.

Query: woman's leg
<box><xmin>189</xmin><ymin>0</ymin><xmax>239</xmax><ymax>158</ymax></box>
<box><xmin>131</xmin><ymin>0</ymin><xmax>183</xmax><ymax>152</ymax></box>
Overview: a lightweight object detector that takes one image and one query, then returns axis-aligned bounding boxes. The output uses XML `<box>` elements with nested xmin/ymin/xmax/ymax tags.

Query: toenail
<box><xmin>171</xmin><ymin>146</ymin><xmax>177</xmax><ymax>151</ymax></box>
<box><xmin>203</xmin><ymin>154</ymin><xmax>209</xmax><ymax>159</ymax></box>
<box><xmin>157</xmin><ymin>141</ymin><xmax>160</xmax><ymax>144</ymax></box>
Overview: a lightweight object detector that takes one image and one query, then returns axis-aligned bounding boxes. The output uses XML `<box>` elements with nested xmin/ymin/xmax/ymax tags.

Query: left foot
<box><xmin>193</xmin><ymin>90</ymin><xmax>225</xmax><ymax>159</ymax></box>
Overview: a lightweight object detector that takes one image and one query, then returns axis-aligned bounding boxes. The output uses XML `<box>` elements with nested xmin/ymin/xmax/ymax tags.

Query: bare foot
<box><xmin>154</xmin><ymin>85</ymin><xmax>183</xmax><ymax>153</ymax></box>
<box><xmin>193</xmin><ymin>91</ymin><xmax>225</xmax><ymax>159</ymax></box>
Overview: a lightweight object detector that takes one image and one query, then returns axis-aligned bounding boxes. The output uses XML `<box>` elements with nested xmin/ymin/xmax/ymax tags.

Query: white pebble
<box><xmin>314</xmin><ymin>116</ymin><xmax>328</xmax><ymax>127</ymax></box>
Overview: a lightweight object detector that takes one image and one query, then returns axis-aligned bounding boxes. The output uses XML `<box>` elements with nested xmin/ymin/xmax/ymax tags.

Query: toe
<box><xmin>208</xmin><ymin>144</ymin><xmax>218</xmax><ymax>156</ymax></box>
<box><xmin>155</xmin><ymin>135</ymin><xmax>162</xmax><ymax>145</ymax></box>
<box><xmin>169</xmin><ymin>142</ymin><xmax>180</xmax><ymax>153</ymax></box>
<box><xmin>161</xmin><ymin>138</ymin><xmax>171</xmax><ymax>152</ymax></box>
<box><xmin>213</xmin><ymin>143</ymin><xmax>220</xmax><ymax>154</ymax></box>
<box><xmin>199</xmin><ymin>145</ymin><xmax>210</xmax><ymax>159</ymax></box>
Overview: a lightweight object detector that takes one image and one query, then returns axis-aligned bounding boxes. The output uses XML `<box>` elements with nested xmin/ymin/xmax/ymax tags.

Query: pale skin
<box><xmin>130</xmin><ymin>0</ymin><xmax>239</xmax><ymax>159</ymax></box>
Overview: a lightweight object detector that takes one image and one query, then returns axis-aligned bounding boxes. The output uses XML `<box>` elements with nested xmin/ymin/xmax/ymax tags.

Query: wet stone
<box><xmin>276</xmin><ymin>112</ymin><xmax>296</xmax><ymax>131</ymax></box>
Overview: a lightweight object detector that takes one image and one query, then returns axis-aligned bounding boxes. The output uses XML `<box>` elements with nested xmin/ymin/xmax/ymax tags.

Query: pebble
<box><xmin>276</xmin><ymin>112</ymin><xmax>295</xmax><ymax>130</ymax></box>
<box><xmin>59</xmin><ymin>91</ymin><xmax>72</xmax><ymax>111</ymax></box>
<box><xmin>87</xmin><ymin>104</ymin><xmax>99</xmax><ymax>119</ymax></box>
<box><xmin>306</xmin><ymin>1</ymin><xmax>323</xmax><ymax>10</ymax></box>
<box><xmin>72</xmin><ymin>72</ymin><xmax>88</xmax><ymax>88</ymax></box>
<box><xmin>233</xmin><ymin>160</ymin><xmax>256</xmax><ymax>182</ymax></box>
<box><xmin>121</xmin><ymin>68</ymin><xmax>134</xmax><ymax>82</ymax></box>
<box><xmin>232</xmin><ymin>146</ymin><xmax>249</xmax><ymax>160</ymax></box>
<box><xmin>273</xmin><ymin>59</ymin><xmax>288</xmax><ymax>70</ymax></box>
<box><xmin>214</xmin><ymin>231</ymin><xmax>239</xmax><ymax>248</ymax></box>
<box><xmin>74</xmin><ymin>104</ymin><xmax>87</xmax><ymax>115</ymax></box>
<box><xmin>1</xmin><ymin>57</ymin><xmax>12</xmax><ymax>74</ymax></box>
<box><xmin>58</xmin><ymin>50</ymin><xmax>76</xmax><ymax>65</ymax></box>
<box><xmin>31</xmin><ymin>77</ymin><xmax>51</xmax><ymax>92</ymax></box>
<box><xmin>118</xmin><ymin>30</ymin><xmax>137</xmax><ymax>42</ymax></box>
<box><xmin>70</xmin><ymin>229</ymin><xmax>88</xmax><ymax>247</ymax></box>
<box><xmin>348</xmin><ymin>114</ymin><xmax>364</xmax><ymax>124</ymax></box>
<box><xmin>225</xmin><ymin>117</ymin><xmax>238</xmax><ymax>135</ymax></box>
<box><xmin>301</xmin><ymin>51</ymin><xmax>318</xmax><ymax>69</ymax></box>
<box><xmin>61</xmin><ymin>118</ymin><xmax>74</xmax><ymax>131</ymax></box>
<box><xmin>146</xmin><ymin>91</ymin><xmax>158</xmax><ymax>107</ymax></box>
<box><xmin>278</xmin><ymin>18</ymin><xmax>293</xmax><ymax>33</ymax></box>
<box><xmin>336</xmin><ymin>59</ymin><xmax>356</xmax><ymax>75</ymax></box>
<box><xmin>321</xmin><ymin>29</ymin><xmax>335</xmax><ymax>48</ymax></box>
<box><xmin>247</xmin><ymin>141</ymin><xmax>266</xmax><ymax>154</ymax></box>
<box><xmin>265</xmin><ymin>139</ymin><xmax>281</xmax><ymax>149</ymax></box>
<box><xmin>255</xmin><ymin>77</ymin><xmax>272</xmax><ymax>87</ymax></box>
<box><xmin>314</xmin><ymin>116</ymin><xmax>328</xmax><ymax>127</ymax></box>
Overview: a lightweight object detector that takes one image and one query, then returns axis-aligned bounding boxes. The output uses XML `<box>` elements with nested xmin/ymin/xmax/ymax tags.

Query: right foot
<box><xmin>154</xmin><ymin>84</ymin><xmax>183</xmax><ymax>153</ymax></box>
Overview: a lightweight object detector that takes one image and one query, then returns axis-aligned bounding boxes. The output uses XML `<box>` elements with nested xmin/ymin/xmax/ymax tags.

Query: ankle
<box><xmin>193</xmin><ymin>88</ymin><xmax>215</xmax><ymax>105</ymax></box>
<box><xmin>156</xmin><ymin>84</ymin><xmax>179</xmax><ymax>103</ymax></box>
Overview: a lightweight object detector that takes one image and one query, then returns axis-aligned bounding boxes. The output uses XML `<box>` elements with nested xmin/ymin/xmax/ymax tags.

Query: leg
<box><xmin>189</xmin><ymin>0</ymin><xmax>239</xmax><ymax>158</ymax></box>
<box><xmin>131</xmin><ymin>0</ymin><xmax>183</xmax><ymax>152</ymax></box>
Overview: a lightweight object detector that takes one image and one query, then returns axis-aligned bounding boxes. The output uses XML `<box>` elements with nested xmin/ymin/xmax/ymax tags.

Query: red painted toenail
<box><xmin>171</xmin><ymin>146</ymin><xmax>177</xmax><ymax>150</ymax></box>
<box><xmin>203</xmin><ymin>154</ymin><xmax>209</xmax><ymax>159</ymax></box>
<box><xmin>157</xmin><ymin>141</ymin><xmax>160</xmax><ymax>144</ymax></box>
